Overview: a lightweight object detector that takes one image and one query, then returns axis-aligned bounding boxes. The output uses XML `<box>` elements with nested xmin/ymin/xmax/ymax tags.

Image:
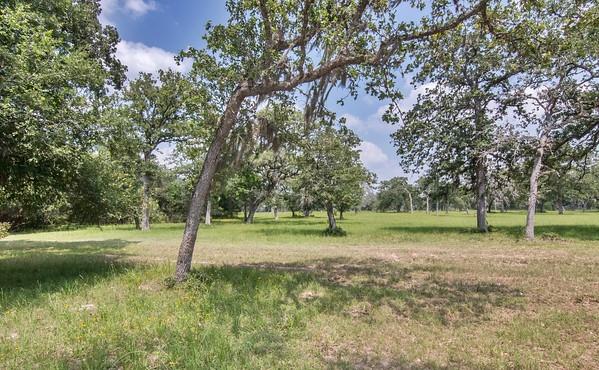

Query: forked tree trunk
<box><xmin>476</xmin><ymin>157</ymin><xmax>488</xmax><ymax>232</ymax></box>
<box><xmin>525</xmin><ymin>138</ymin><xmax>546</xmax><ymax>240</ymax></box>
<box><xmin>141</xmin><ymin>172</ymin><xmax>151</xmax><ymax>231</ymax></box>
<box><xmin>245</xmin><ymin>202</ymin><xmax>259</xmax><ymax>224</ymax></box>
<box><xmin>326</xmin><ymin>204</ymin><xmax>337</xmax><ymax>230</ymax></box>
<box><xmin>205</xmin><ymin>200</ymin><xmax>211</xmax><ymax>225</ymax></box>
<box><xmin>175</xmin><ymin>87</ymin><xmax>248</xmax><ymax>282</ymax></box>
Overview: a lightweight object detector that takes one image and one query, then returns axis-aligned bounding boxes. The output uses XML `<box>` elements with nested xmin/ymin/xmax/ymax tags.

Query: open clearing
<box><xmin>1</xmin><ymin>211</ymin><xmax>598</xmax><ymax>369</ymax></box>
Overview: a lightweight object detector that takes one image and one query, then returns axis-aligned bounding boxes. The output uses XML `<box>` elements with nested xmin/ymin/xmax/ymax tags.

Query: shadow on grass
<box><xmin>179</xmin><ymin>257</ymin><xmax>524</xmax><ymax>367</ymax></box>
<box><xmin>0</xmin><ymin>239</ymin><xmax>133</xmax><ymax>255</ymax></box>
<box><xmin>186</xmin><ymin>257</ymin><xmax>523</xmax><ymax>327</ymax></box>
<box><xmin>501</xmin><ymin>224</ymin><xmax>599</xmax><ymax>241</ymax></box>
<box><xmin>0</xmin><ymin>253</ymin><xmax>135</xmax><ymax>310</ymax></box>
<box><xmin>382</xmin><ymin>224</ymin><xmax>599</xmax><ymax>241</ymax></box>
<box><xmin>0</xmin><ymin>239</ymin><xmax>136</xmax><ymax>310</ymax></box>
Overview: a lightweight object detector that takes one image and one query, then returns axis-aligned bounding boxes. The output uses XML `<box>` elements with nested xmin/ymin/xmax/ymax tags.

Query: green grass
<box><xmin>1</xmin><ymin>211</ymin><xmax>598</xmax><ymax>369</ymax></box>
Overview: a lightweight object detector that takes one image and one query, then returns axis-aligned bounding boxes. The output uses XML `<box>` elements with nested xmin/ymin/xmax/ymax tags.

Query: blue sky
<box><xmin>100</xmin><ymin>0</ymin><xmax>419</xmax><ymax>181</ymax></box>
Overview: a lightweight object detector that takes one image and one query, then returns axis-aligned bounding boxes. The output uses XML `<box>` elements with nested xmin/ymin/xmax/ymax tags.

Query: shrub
<box><xmin>0</xmin><ymin>222</ymin><xmax>10</xmax><ymax>239</ymax></box>
<box><xmin>323</xmin><ymin>227</ymin><xmax>347</xmax><ymax>237</ymax></box>
<box><xmin>540</xmin><ymin>232</ymin><xmax>564</xmax><ymax>241</ymax></box>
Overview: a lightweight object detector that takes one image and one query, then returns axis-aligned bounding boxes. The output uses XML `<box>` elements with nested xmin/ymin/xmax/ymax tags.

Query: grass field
<box><xmin>1</xmin><ymin>211</ymin><xmax>598</xmax><ymax>369</ymax></box>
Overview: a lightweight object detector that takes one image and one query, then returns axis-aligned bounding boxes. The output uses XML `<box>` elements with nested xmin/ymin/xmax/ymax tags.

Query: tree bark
<box><xmin>141</xmin><ymin>173</ymin><xmax>151</xmax><ymax>231</ymax></box>
<box><xmin>326</xmin><ymin>203</ymin><xmax>337</xmax><ymax>230</ymax></box>
<box><xmin>174</xmin><ymin>86</ymin><xmax>248</xmax><ymax>282</ymax></box>
<box><xmin>557</xmin><ymin>192</ymin><xmax>565</xmax><ymax>214</ymax></box>
<box><xmin>525</xmin><ymin>137</ymin><xmax>546</xmax><ymax>240</ymax></box>
<box><xmin>205</xmin><ymin>199</ymin><xmax>211</xmax><ymax>225</ymax></box>
<box><xmin>476</xmin><ymin>156</ymin><xmax>488</xmax><ymax>232</ymax></box>
<box><xmin>245</xmin><ymin>202</ymin><xmax>259</xmax><ymax>224</ymax></box>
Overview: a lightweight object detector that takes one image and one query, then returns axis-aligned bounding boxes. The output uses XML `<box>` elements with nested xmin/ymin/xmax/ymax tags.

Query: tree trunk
<box><xmin>141</xmin><ymin>172</ymin><xmax>151</xmax><ymax>231</ymax></box>
<box><xmin>245</xmin><ymin>202</ymin><xmax>259</xmax><ymax>224</ymax></box>
<box><xmin>303</xmin><ymin>209</ymin><xmax>310</xmax><ymax>217</ymax></box>
<box><xmin>134</xmin><ymin>215</ymin><xmax>141</xmax><ymax>230</ymax></box>
<box><xmin>557</xmin><ymin>193</ymin><xmax>565</xmax><ymax>214</ymax></box>
<box><xmin>205</xmin><ymin>199</ymin><xmax>211</xmax><ymax>225</ymax></box>
<box><xmin>436</xmin><ymin>199</ymin><xmax>439</xmax><ymax>215</ymax></box>
<box><xmin>426</xmin><ymin>196</ymin><xmax>430</xmax><ymax>214</ymax></box>
<box><xmin>291</xmin><ymin>209</ymin><xmax>296</xmax><ymax>217</ymax></box>
<box><xmin>406</xmin><ymin>191</ymin><xmax>413</xmax><ymax>213</ymax></box>
<box><xmin>273</xmin><ymin>206</ymin><xmax>278</xmax><ymax>220</ymax></box>
<box><xmin>525</xmin><ymin>138</ymin><xmax>545</xmax><ymax>240</ymax></box>
<box><xmin>174</xmin><ymin>86</ymin><xmax>248</xmax><ymax>282</ymax></box>
<box><xmin>476</xmin><ymin>156</ymin><xmax>488</xmax><ymax>232</ymax></box>
<box><xmin>339</xmin><ymin>210</ymin><xmax>344</xmax><ymax>220</ymax></box>
<box><xmin>326</xmin><ymin>204</ymin><xmax>337</xmax><ymax>230</ymax></box>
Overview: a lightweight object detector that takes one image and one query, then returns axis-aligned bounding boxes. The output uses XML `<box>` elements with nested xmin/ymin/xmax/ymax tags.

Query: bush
<box><xmin>540</xmin><ymin>232</ymin><xmax>564</xmax><ymax>241</ymax></box>
<box><xmin>0</xmin><ymin>222</ymin><xmax>10</xmax><ymax>239</ymax></box>
<box><xmin>323</xmin><ymin>227</ymin><xmax>347</xmax><ymax>237</ymax></box>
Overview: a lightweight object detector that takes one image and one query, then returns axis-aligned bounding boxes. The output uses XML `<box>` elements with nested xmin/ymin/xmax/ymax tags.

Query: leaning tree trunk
<box><xmin>525</xmin><ymin>138</ymin><xmax>546</xmax><ymax>240</ymax></box>
<box><xmin>174</xmin><ymin>87</ymin><xmax>248</xmax><ymax>282</ymax></box>
<box><xmin>141</xmin><ymin>172</ymin><xmax>151</xmax><ymax>231</ymax></box>
<box><xmin>326</xmin><ymin>203</ymin><xmax>337</xmax><ymax>231</ymax></box>
<box><xmin>476</xmin><ymin>156</ymin><xmax>488</xmax><ymax>232</ymax></box>
<box><xmin>205</xmin><ymin>199</ymin><xmax>211</xmax><ymax>225</ymax></box>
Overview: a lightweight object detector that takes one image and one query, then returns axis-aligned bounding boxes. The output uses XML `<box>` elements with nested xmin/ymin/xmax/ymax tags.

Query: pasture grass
<box><xmin>0</xmin><ymin>211</ymin><xmax>598</xmax><ymax>369</ymax></box>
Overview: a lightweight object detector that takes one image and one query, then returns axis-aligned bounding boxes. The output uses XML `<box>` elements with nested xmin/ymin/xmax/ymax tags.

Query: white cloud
<box><xmin>359</xmin><ymin>141</ymin><xmax>389</xmax><ymax>167</ymax></box>
<box><xmin>100</xmin><ymin>0</ymin><xmax>156</xmax><ymax>24</ymax></box>
<box><xmin>116</xmin><ymin>40</ymin><xmax>191</xmax><ymax>79</ymax></box>
<box><xmin>124</xmin><ymin>0</ymin><xmax>157</xmax><ymax>16</ymax></box>
<box><xmin>396</xmin><ymin>82</ymin><xmax>437</xmax><ymax>112</ymax></box>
